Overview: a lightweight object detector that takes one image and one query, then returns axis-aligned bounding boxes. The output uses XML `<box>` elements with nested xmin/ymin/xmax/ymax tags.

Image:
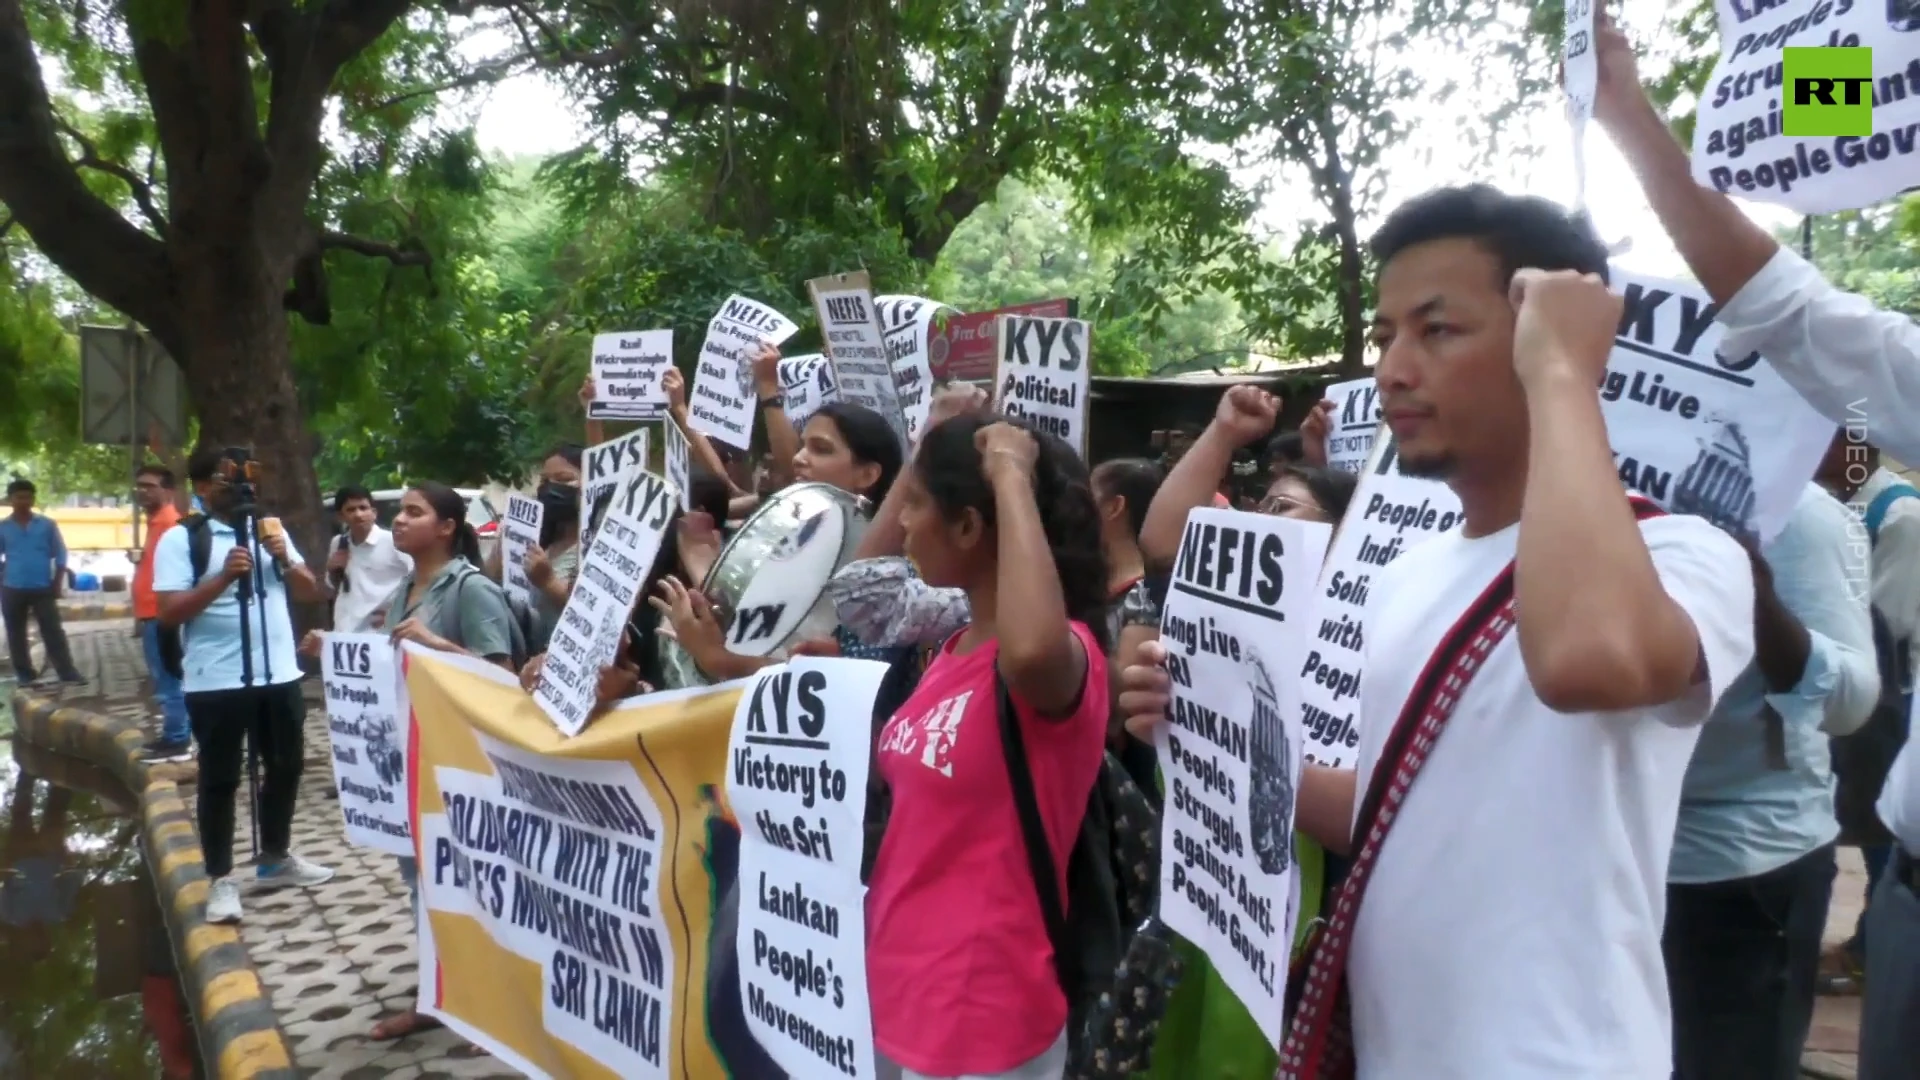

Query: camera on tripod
<box><xmin>214</xmin><ymin>447</ymin><xmax>261</xmax><ymax>513</ymax></box>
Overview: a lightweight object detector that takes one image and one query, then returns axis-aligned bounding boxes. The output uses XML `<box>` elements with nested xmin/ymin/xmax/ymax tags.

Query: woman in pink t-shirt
<box><xmin>866</xmin><ymin>414</ymin><xmax>1113</xmax><ymax>1080</ymax></box>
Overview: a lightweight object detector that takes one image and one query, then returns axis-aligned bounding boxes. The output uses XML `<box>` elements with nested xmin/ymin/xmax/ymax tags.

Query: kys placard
<box><xmin>992</xmin><ymin>313</ymin><xmax>1091</xmax><ymax>456</ymax></box>
<box><xmin>1157</xmin><ymin>509</ymin><xmax>1328</xmax><ymax>1046</ymax></box>
<box><xmin>321</xmin><ymin>632</ymin><xmax>411</xmax><ymax>856</ymax></box>
<box><xmin>724</xmin><ymin>657</ymin><xmax>886</xmax><ymax>1080</ymax></box>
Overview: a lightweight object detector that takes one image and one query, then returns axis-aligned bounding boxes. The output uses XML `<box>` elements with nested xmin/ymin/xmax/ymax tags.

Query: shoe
<box><xmin>139</xmin><ymin>738</ymin><xmax>194</xmax><ymax>764</ymax></box>
<box><xmin>59</xmin><ymin>674</ymin><xmax>86</xmax><ymax>686</ymax></box>
<box><xmin>206</xmin><ymin>876</ymin><xmax>243</xmax><ymax>923</ymax></box>
<box><xmin>255</xmin><ymin>854</ymin><xmax>334</xmax><ymax>888</ymax></box>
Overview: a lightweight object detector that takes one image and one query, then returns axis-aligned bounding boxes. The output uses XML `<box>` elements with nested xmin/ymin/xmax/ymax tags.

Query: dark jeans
<box><xmin>1</xmin><ymin>587</ymin><xmax>79</xmax><ymax>681</ymax></box>
<box><xmin>1665</xmin><ymin>843</ymin><xmax>1838</xmax><ymax>1080</ymax></box>
<box><xmin>186</xmin><ymin>681</ymin><xmax>305</xmax><ymax>879</ymax></box>
<box><xmin>1860</xmin><ymin>854</ymin><xmax>1920</xmax><ymax>1080</ymax></box>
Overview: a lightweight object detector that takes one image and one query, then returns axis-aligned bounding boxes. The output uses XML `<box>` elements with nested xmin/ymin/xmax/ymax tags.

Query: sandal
<box><xmin>370</xmin><ymin>1010</ymin><xmax>444</xmax><ymax>1041</ymax></box>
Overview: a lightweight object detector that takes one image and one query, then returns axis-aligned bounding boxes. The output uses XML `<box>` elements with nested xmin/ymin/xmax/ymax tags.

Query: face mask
<box><xmin>537</xmin><ymin>482</ymin><xmax>580</xmax><ymax>521</ymax></box>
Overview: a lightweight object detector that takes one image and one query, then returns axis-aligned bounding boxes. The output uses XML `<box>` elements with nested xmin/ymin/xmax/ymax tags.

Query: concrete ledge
<box><xmin>56</xmin><ymin>597</ymin><xmax>134</xmax><ymax>622</ymax></box>
<box><xmin>10</xmin><ymin>688</ymin><xmax>301</xmax><ymax>1080</ymax></box>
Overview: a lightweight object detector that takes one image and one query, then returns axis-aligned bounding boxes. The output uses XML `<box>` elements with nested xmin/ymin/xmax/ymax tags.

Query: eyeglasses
<box><xmin>1259</xmin><ymin>494</ymin><xmax>1327</xmax><ymax>519</ymax></box>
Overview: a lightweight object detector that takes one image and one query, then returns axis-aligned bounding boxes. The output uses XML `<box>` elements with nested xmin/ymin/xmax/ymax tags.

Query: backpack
<box><xmin>1832</xmin><ymin>482</ymin><xmax>1920</xmax><ymax>845</ymax></box>
<box><xmin>451</xmin><ymin>565</ymin><xmax>535</xmax><ymax>670</ymax></box>
<box><xmin>996</xmin><ymin>671</ymin><xmax>1163</xmax><ymax>1075</ymax></box>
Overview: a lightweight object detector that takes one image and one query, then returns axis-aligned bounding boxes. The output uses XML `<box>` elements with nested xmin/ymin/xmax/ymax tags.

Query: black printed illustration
<box><xmin>767</xmin><ymin>509</ymin><xmax>826</xmax><ymax>563</ymax></box>
<box><xmin>1246</xmin><ymin>650</ymin><xmax>1295</xmax><ymax>876</ymax></box>
<box><xmin>362</xmin><ymin>714</ymin><xmax>404</xmax><ymax>788</ymax></box>
<box><xmin>734</xmin><ymin>349</ymin><xmax>755</xmax><ymax>403</ymax></box>
<box><xmin>1671</xmin><ymin>417</ymin><xmax>1759</xmax><ymax>546</ymax></box>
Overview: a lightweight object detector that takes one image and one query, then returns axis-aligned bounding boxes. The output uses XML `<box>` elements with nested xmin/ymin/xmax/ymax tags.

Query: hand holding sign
<box><xmin>1510</xmin><ymin>269</ymin><xmax>1621</xmax><ymax>387</ymax></box>
<box><xmin>662</xmin><ymin>367</ymin><xmax>687</xmax><ymax>414</ymax></box>
<box><xmin>751</xmin><ymin>343</ymin><xmax>782</xmax><ymax>399</ymax></box>
<box><xmin>1299</xmin><ymin>399</ymin><xmax>1335</xmax><ymax>467</ymax></box>
<box><xmin>1117</xmin><ymin>637</ymin><xmax>1173</xmax><ymax>744</ymax></box>
<box><xmin>1589</xmin><ymin>9</ymin><xmax>1648</xmax><ymax>132</ymax></box>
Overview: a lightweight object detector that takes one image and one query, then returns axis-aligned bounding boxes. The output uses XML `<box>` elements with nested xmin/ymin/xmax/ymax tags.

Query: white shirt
<box><xmin>1717</xmin><ymin>247</ymin><xmax>1920</xmax><ymax>466</ymax></box>
<box><xmin>152</xmin><ymin>517</ymin><xmax>310</xmax><ymax>693</ymax></box>
<box><xmin>330</xmin><ymin>526</ymin><xmax>411</xmax><ymax>633</ymax></box>
<box><xmin>1347</xmin><ymin>514</ymin><xmax>1754</xmax><ymax>1080</ymax></box>
<box><xmin>1855</xmin><ymin>467</ymin><xmax>1920</xmax><ymax>688</ymax></box>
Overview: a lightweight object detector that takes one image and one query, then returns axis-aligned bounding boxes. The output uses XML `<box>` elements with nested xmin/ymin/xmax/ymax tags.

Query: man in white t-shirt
<box><xmin>326</xmin><ymin>486</ymin><xmax>410</xmax><ymax>633</ymax></box>
<box><xmin>1120</xmin><ymin>186</ymin><xmax>1755</xmax><ymax>1079</ymax></box>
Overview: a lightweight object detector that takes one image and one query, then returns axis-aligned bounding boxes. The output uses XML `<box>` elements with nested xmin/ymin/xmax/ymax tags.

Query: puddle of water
<box><xmin>0</xmin><ymin>682</ymin><xmax>203</xmax><ymax>1079</ymax></box>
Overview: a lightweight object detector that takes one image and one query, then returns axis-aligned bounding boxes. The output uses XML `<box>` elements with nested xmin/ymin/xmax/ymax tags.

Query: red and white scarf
<box><xmin>1279</xmin><ymin>498</ymin><xmax>1666</xmax><ymax>1079</ymax></box>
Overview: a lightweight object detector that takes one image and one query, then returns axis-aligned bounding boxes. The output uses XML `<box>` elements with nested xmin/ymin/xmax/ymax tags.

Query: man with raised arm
<box><xmin>1121</xmin><ymin>187</ymin><xmax>1755</xmax><ymax>1079</ymax></box>
<box><xmin>1590</xmin><ymin>15</ymin><xmax>1920</xmax><ymax>461</ymax></box>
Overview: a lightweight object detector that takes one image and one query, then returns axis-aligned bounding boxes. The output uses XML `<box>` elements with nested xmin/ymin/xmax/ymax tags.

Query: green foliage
<box><xmin>1790</xmin><ymin>197</ymin><xmax>1920</xmax><ymax>318</ymax></box>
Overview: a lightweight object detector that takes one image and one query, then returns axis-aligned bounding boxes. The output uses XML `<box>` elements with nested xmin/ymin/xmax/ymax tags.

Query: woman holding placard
<box><xmin>865</xmin><ymin>413</ymin><xmax>1111</xmax><ymax>1080</ymax></box>
<box><xmin>302</xmin><ymin>482</ymin><xmax>518</xmax><ymax>1044</ymax></box>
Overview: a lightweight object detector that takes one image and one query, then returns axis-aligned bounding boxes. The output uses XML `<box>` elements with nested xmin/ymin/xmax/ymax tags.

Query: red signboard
<box><xmin>931</xmin><ymin>298</ymin><xmax>1076</xmax><ymax>381</ymax></box>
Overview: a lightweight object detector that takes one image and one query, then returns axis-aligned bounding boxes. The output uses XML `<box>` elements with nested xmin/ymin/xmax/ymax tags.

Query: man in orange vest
<box><xmin>132</xmin><ymin>464</ymin><xmax>189</xmax><ymax>762</ymax></box>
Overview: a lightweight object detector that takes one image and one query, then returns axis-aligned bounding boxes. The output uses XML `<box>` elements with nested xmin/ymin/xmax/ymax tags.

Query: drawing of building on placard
<box><xmin>1671</xmin><ymin>416</ymin><xmax>1758</xmax><ymax>545</ymax></box>
<box><xmin>1247</xmin><ymin>650</ymin><xmax>1295</xmax><ymax>875</ymax></box>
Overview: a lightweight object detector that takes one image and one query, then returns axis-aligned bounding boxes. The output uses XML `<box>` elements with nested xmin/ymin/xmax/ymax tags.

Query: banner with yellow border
<box><xmin>404</xmin><ymin>645</ymin><xmax>788</xmax><ymax>1080</ymax></box>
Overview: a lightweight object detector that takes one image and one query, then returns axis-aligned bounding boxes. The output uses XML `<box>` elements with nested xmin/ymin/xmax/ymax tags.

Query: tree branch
<box><xmin>52</xmin><ymin>118</ymin><xmax>170</xmax><ymax>234</ymax></box>
<box><xmin>319</xmin><ymin>229</ymin><xmax>433</xmax><ymax>268</ymax></box>
<box><xmin>0</xmin><ymin>0</ymin><xmax>174</xmax><ymax>334</ymax></box>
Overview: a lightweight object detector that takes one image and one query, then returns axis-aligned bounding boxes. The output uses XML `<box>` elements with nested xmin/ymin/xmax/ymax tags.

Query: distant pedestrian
<box><xmin>0</xmin><ymin>478</ymin><xmax>84</xmax><ymax>685</ymax></box>
<box><xmin>133</xmin><ymin>465</ymin><xmax>192</xmax><ymax>762</ymax></box>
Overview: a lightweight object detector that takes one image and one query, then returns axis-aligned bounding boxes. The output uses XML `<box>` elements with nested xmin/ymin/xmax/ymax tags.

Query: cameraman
<box><xmin>154</xmin><ymin>446</ymin><xmax>334</xmax><ymax>925</ymax></box>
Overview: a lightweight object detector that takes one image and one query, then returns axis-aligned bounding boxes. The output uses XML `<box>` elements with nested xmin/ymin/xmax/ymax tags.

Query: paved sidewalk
<box><xmin>20</xmin><ymin>625</ymin><xmax>515</xmax><ymax>1079</ymax></box>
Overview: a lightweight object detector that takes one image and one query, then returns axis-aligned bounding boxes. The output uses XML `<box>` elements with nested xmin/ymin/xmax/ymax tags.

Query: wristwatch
<box><xmin>759</xmin><ymin>391</ymin><xmax>786</xmax><ymax>409</ymax></box>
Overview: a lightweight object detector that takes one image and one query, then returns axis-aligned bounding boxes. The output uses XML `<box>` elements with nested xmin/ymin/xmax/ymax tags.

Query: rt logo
<box><xmin>1783</xmin><ymin>47</ymin><xmax>1874</xmax><ymax>137</ymax></box>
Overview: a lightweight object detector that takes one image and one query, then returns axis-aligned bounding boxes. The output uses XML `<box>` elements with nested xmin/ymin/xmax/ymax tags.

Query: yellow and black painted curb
<box><xmin>10</xmin><ymin>689</ymin><xmax>302</xmax><ymax>1080</ymax></box>
<box><xmin>56</xmin><ymin>597</ymin><xmax>134</xmax><ymax>622</ymax></box>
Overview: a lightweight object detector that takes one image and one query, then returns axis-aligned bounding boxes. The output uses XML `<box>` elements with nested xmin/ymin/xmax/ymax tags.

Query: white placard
<box><xmin>321</xmin><ymin>633</ymin><xmax>412</xmax><ymax>856</ymax></box>
<box><xmin>1606</xmin><ymin>266</ymin><xmax>1831</xmax><ymax>543</ymax></box>
<box><xmin>1562</xmin><ymin>0</ymin><xmax>1596</xmax><ymax>203</ymax></box>
<box><xmin>419</xmin><ymin>729</ymin><xmax>675</xmax><ymax>1077</ymax></box>
<box><xmin>664</xmin><ymin>420</ymin><xmax>691</xmax><ymax>513</ymax></box>
<box><xmin>875</xmin><ymin>295</ymin><xmax>950</xmax><ymax>442</ymax></box>
<box><xmin>689</xmin><ymin>296</ymin><xmax>799</xmax><ymax>452</ymax></box>
<box><xmin>589</xmin><ymin>329</ymin><xmax>674</xmax><ymax>420</ymax></box>
<box><xmin>533</xmin><ymin>466</ymin><xmax>677</xmax><ymax>736</ymax></box>
<box><xmin>1157</xmin><ymin>510</ymin><xmax>1327</xmax><ymax>1047</ymax></box>
<box><xmin>1298</xmin><ymin>445</ymin><xmax>1459</xmax><ymax>770</ymax></box>
<box><xmin>1322</xmin><ymin>376</ymin><xmax>1382</xmax><ymax>473</ymax></box>
<box><xmin>582</xmin><ymin>428</ymin><xmax>651</xmax><ymax>558</ymax></box>
<box><xmin>501</xmin><ymin>493</ymin><xmax>544</xmax><ymax>610</ymax></box>
<box><xmin>810</xmin><ymin>272</ymin><xmax>911</xmax><ymax>450</ymax></box>
<box><xmin>992</xmin><ymin>314</ymin><xmax>1092</xmax><ymax>456</ymax></box>
<box><xmin>778</xmin><ymin>353</ymin><xmax>840</xmax><ymax>430</ymax></box>
<box><xmin>1691</xmin><ymin>0</ymin><xmax>1920</xmax><ymax>213</ymax></box>
<box><xmin>725</xmin><ymin>658</ymin><xmax>885</xmax><ymax>1079</ymax></box>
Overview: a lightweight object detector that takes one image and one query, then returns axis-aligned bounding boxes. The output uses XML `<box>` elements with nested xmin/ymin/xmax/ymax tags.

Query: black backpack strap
<box><xmin>995</xmin><ymin>668</ymin><xmax>1077</xmax><ymax>991</ymax></box>
<box><xmin>186</xmin><ymin>515</ymin><xmax>213</xmax><ymax>583</ymax></box>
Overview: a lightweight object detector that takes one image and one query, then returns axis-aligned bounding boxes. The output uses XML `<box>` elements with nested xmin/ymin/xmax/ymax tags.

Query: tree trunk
<box><xmin>168</xmin><ymin>226</ymin><xmax>329</xmax><ymax>633</ymax></box>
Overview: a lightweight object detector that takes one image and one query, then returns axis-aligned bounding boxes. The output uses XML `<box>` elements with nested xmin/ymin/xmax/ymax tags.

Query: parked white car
<box><xmin>323</xmin><ymin>487</ymin><xmax>502</xmax><ymax>562</ymax></box>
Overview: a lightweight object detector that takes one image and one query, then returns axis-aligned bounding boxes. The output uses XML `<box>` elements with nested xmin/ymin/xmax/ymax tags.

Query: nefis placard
<box><xmin>810</xmin><ymin>271</ymin><xmax>911</xmax><ymax>450</ymax></box>
<box><xmin>502</xmin><ymin>493</ymin><xmax>545</xmax><ymax>610</ymax></box>
<box><xmin>725</xmin><ymin>658</ymin><xmax>885</xmax><ymax>1079</ymax></box>
<box><xmin>321</xmin><ymin>632</ymin><xmax>412</xmax><ymax>856</ymax></box>
<box><xmin>1157</xmin><ymin>509</ymin><xmax>1327</xmax><ymax>1046</ymax></box>
<box><xmin>689</xmin><ymin>295</ymin><xmax>799</xmax><ymax>452</ymax></box>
